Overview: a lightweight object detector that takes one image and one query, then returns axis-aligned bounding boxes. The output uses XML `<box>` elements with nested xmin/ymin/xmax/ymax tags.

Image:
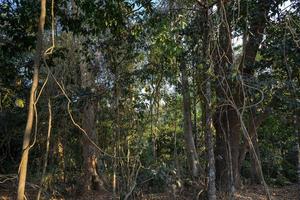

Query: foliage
<box><xmin>0</xmin><ymin>0</ymin><xmax>299</xmax><ymax>199</ymax></box>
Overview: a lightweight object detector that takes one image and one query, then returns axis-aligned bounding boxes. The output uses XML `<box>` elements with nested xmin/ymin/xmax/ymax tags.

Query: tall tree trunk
<box><xmin>192</xmin><ymin>68</ymin><xmax>198</xmax><ymax>149</ymax></box>
<box><xmin>36</xmin><ymin>98</ymin><xmax>52</xmax><ymax>200</ymax></box>
<box><xmin>214</xmin><ymin>0</ymin><xmax>272</xmax><ymax>190</ymax></box>
<box><xmin>205</xmin><ymin>78</ymin><xmax>217</xmax><ymax>200</ymax></box>
<box><xmin>17</xmin><ymin>1</ymin><xmax>46</xmax><ymax>199</ymax></box>
<box><xmin>173</xmin><ymin>112</ymin><xmax>181</xmax><ymax>178</ymax></box>
<box><xmin>70</xmin><ymin>5</ymin><xmax>101</xmax><ymax>192</ymax></box>
<box><xmin>113</xmin><ymin>66</ymin><xmax>121</xmax><ymax>199</ymax></box>
<box><xmin>239</xmin><ymin>0</ymin><xmax>272</xmax><ymax>186</ymax></box>
<box><xmin>180</xmin><ymin>61</ymin><xmax>200</xmax><ymax>178</ymax></box>
<box><xmin>216</xmin><ymin>108</ymin><xmax>241</xmax><ymax>188</ymax></box>
<box><xmin>80</xmin><ymin>63</ymin><xmax>102</xmax><ymax>192</ymax></box>
<box><xmin>296</xmin><ymin>115</ymin><xmax>300</xmax><ymax>187</ymax></box>
<box><xmin>214</xmin><ymin>0</ymin><xmax>241</xmax><ymax>191</ymax></box>
<box><xmin>200</xmin><ymin>3</ymin><xmax>217</xmax><ymax>199</ymax></box>
<box><xmin>150</xmin><ymin>78</ymin><xmax>157</xmax><ymax>161</ymax></box>
<box><xmin>204</xmin><ymin>79</ymin><xmax>216</xmax><ymax>200</ymax></box>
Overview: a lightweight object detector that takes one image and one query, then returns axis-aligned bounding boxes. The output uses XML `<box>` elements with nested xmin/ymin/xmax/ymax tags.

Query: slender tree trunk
<box><xmin>201</xmin><ymin>4</ymin><xmax>217</xmax><ymax>199</ymax></box>
<box><xmin>36</xmin><ymin>99</ymin><xmax>52</xmax><ymax>200</ymax></box>
<box><xmin>180</xmin><ymin>61</ymin><xmax>200</xmax><ymax>178</ymax></box>
<box><xmin>150</xmin><ymin>101</ymin><xmax>157</xmax><ymax>160</ymax></box>
<box><xmin>205</xmin><ymin>80</ymin><xmax>216</xmax><ymax>200</ymax></box>
<box><xmin>150</xmin><ymin>78</ymin><xmax>157</xmax><ymax>161</ymax></box>
<box><xmin>113</xmin><ymin>66</ymin><xmax>121</xmax><ymax>199</ymax></box>
<box><xmin>192</xmin><ymin>69</ymin><xmax>198</xmax><ymax>148</ymax></box>
<box><xmin>173</xmin><ymin>113</ymin><xmax>181</xmax><ymax>178</ymax></box>
<box><xmin>17</xmin><ymin>1</ymin><xmax>46</xmax><ymax>199</ymax></box>
<box><xmin>80</xmin><ymin>63</ymin><xmax>102</xmax><ymax>192</ymax></box>
<box><xmin>57</xmin><ymin>136</ymin><xmax>65</xmax><ymax>182</ymax></box>
<box><xmin>295</xmin><ymin>114</ymin><xmax>300</xmax><ymax>187</ymax></box>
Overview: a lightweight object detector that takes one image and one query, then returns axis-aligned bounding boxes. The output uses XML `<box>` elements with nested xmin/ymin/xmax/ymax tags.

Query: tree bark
<box><xmin>80</xmin><ymin>63</ymin><xmax>102</xmax><ymax>192</ymax></box>
<box><xmin>36</xmin><ymin>98</ymin><xmax>52</xmax><ymax>200</ymax></box>
<box><xmin>214</xmin><ymin>0</ymin><xmax>272</xmax><ymax>190</ymax></box>
<box><xmin>295</xmin><ymin>114</ymin><xmax>300</xmax><ymax>187</ymax></box>
<box><xmin>238</xmin><ymin>110</ymin><xmax>270</xmax><ymax>184</ymax></box>
<box><xmin>201</xmin><ymin>3</ymin><xmax>216</xmax><ymax>199</ymax></box>
<box><xmin>180</xmin><ymin>61</ymin><xmax>200</xmax><ymax>178</ymax></box>
<box><xmin>249</xmin><ymin>110</ymin><xmax>270</xmax><ymax>184</ymax></box>
<box><xmin>113</xmin><ymin>65</ymin><xmax>121</xmax><ymax>199</ymax></box>
<box><xmin>214</xmin><ymin>0</ymin><xmax>240</xmax><ymax>191</ymax></box>
<box><xmin>192</xmin><ymin>68</ymin><xmax>198</xmax><ymax>149</ymax></box>
<box><xmin>205</xmin><ymin>80</ymin><xmax>217</xmax><ymax>200</ymax></box>
<box><xmin>249</xmin><ymin>131</ymin><xmax>262</xmax><ymax>184</ymax></box>
<box><xmin>17</xmin><ymin>1</ymin><xmax>46</xmax><ymax>199</ymax></box>
<box><xmin>239</xmin><ymin>0</ymin><xmax>272</xmax><ymax>185</ymax></box>
<box><xmin>70</xmin><ymin>5</ymin><xmax>101</xmax><ymax>193</ymax></box>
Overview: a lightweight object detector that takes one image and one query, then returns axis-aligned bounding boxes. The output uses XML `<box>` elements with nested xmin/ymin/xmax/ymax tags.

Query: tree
<box><xmin>0</xmin><ymin>0</ymin><xmax>299</xmax><ymax>199</ymax></box>
<box><xmin>17</xmin><ymin>0</ymin><xmax>46</xmax><ymax>199</ymax></box>
<box><xmin>201</xmin><ymin>1</ymin><xmax>217</xmax><ymax>199</ymax></box>
<box><xmin>180</xmin><ymin>59</ymin><xmax>200</xmax><ymax>178</ymax></box>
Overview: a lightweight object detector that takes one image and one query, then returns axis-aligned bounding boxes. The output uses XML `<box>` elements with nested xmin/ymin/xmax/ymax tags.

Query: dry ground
<box><xmin>232</xmin><ymin>184</ymin><xmax>299</xmax><ymax>200</ymax></box>
<box><xmin>0</xmin><ymin>183</ymin><xmax>299</xmax><ymax>199</ymax></box>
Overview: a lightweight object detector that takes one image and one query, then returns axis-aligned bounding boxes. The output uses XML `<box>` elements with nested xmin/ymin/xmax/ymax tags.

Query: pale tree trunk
<box><xmin>113</xmin><ymin>67</ymin><xmax>121</xmax><ymax>199</ymax></box>
<box><xmin>202</xmin><ymin>3</ymin><xmax>216</xmax><ymax>199</ymax></box>
<box><xmin>57</xmin><ymin>135</ymin><xmax>66</xmax><ymax>182</ymax></box>
<box><xmin>150</xmin><ymin>78</ymin><xmax>157</xmax><ymax>161</ymax></box>
<box><xmin>173</xmin><ymin>112</ymin><xmax>181</xmax><ymax>178</ymax></box>
<box><xmin>205</xmin><ymin>79</ymin><xmax>217</xmax><ymax>200</ymax></box>
<box><xmin>150</xmin><ymin>101</ymin><xmax>156</xmax><ymax>160</ymax></box>
<box><xmin>80</xmin><ymin>63</ymin><xmax>102</xmax><ymax>192</ymax></box>
<box><xmin>180</xmin><ymin>61</ymin><xmax>200</xmax><ymax>178</ymax></box>
<box><xmin>192</xmin><ymin>68</ymin><xmax>198</xmax><ymax>149</ymax></box>
<box><xmin>17</xmin><ymin>0</ymin><xmax>46</xmax><ymax>199</ymax></box>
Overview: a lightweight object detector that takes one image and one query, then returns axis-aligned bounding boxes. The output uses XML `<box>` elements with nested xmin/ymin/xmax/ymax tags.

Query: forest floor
<box><xmin>0</xmin><ymin>183</ymin><xmax>299</xmax><ymax>200</ymax></box>
<box><xmin>233</xmin><ymin>184</ymin><xmax>299</xmax><ymax>200</ymax></box>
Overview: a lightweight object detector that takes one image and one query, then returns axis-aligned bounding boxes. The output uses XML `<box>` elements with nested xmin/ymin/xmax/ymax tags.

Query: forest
<box><xmin>0</xmin><ymin>0</ymin><xmax>299</xmax><ymax>199</ymax></box>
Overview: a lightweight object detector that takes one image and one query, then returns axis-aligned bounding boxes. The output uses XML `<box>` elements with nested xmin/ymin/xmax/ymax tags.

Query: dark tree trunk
<box><xmin>215</xmin><ymin>108</ymin><xmax>241</xmax><ymax>189</ymax></box>
<box><xmin>247</xmin><ymin>110</ymin><xmax>269</xmax><ymax>184</ymax></box>
<box><xmin>249</xmin><ymin>132</ymin><xmax>262</xmax><ymax>184</ymax></box>
<box><xmin>214</xmin><ymin>0</ymin><xmax>272</xmax><ymax>191</ymax></box>
<box><xmin>214</xmin><ymin>0</ymin><xmax>241</xmax><ymax>191</ymax></box>
<box><xmin>238</xmin><ymin>0</ymin><xmax>272</xmax><ymax>184</ymax></box>
<box><xmin>80</xmin><ymin>63</ymin><xmax>102</xmax><ymax>192</ymax></box>
<box><xmin>82</xmin><ymin>102</ymin><xmax>102</xmax><ymax>191</ymax></box>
